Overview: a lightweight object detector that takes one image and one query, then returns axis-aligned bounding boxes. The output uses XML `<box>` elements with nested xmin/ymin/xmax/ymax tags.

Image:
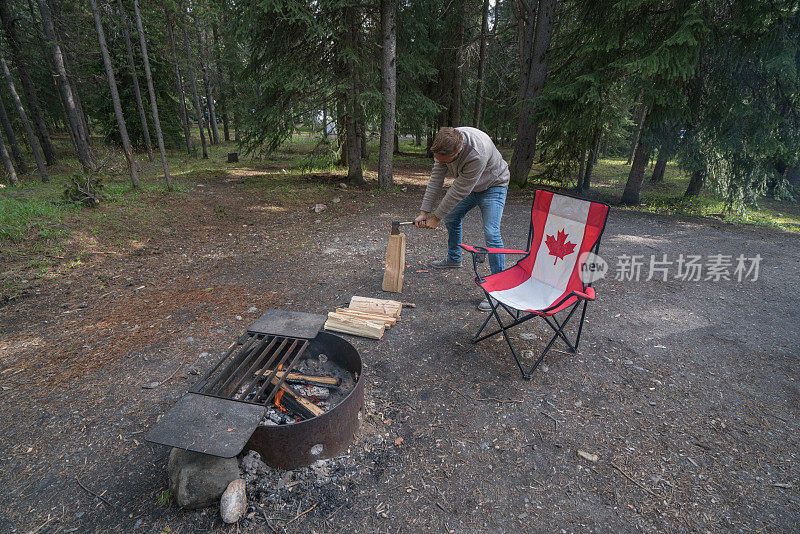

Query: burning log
<box><xmin>254</xmin><ymin>369</ymin><xmax>341</xmax><ymax>388</ymax></box>
<box><xmin>268</xmin><ymin>376</ymin><xmax>325</xmax><ymax>419</ymax></box>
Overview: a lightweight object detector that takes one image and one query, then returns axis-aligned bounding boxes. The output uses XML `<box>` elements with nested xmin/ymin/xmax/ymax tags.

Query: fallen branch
<box><xmin>287</xmin><ymin>503</ymin><xmax>317</xmax><ymax>524</ymax></box>
<box><xmin>610</xmin><ymin>462</ymin><xmax>659</xmax><ymax>498</ymax></box>
<box><xmin>477</xmin><ymin>396</ymin><xmax>523</xmax><ymax>404</ymax></box>
<box><xmin>75</xmin><ymin>475</ymin><xmax>113</xmax><ymax>507</ymax></box>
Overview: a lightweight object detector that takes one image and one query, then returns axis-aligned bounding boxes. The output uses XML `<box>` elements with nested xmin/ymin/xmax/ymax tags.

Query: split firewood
<box><xmin>349</xmin><ymin>296</ymin><xmax>402</xmax><ymax>319</ymax></box>
<box><xmin>324</xmin><ymin>312</ymin><xmax>385</xmax><ymax>340</ymax></box>
<box><xmin>254</xmin><ymin>369</ymin><xmax>340</xmax><ymax>387</ymax></box>
<box><xmin>334</xmin><ymin>308</ymin><xmax>397</xmax><ymax>326</ymax></box>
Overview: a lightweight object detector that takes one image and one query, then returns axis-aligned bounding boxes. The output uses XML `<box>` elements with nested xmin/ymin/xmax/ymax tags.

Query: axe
<box><xmin>390</xmin><ymin>221</ymin><xmax>414</xmax><ymax>234</ymax></box>
<box><xmin>383</xmin><ymin>221</ymin><xmax>414</xmax><ymax>293</ymax></box>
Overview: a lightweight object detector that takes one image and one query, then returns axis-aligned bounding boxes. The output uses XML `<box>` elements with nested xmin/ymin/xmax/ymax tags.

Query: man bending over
<box><xmin>415</xmin><ymin>127</ymin><xmax>510</xmax><ymax>311</ymax></box>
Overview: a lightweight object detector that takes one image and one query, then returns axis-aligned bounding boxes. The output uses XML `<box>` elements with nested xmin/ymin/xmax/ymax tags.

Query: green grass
<box><xmin>519</xmin><ymin>156</ymin><xmax>800</xmax><ymax>233</ymax></box>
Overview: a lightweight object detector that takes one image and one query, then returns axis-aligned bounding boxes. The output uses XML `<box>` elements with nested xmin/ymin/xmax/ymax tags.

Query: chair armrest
<box><xmin>459</xmin><ymin>244</ymin><xmax>528</xmax><ymax>255</ymax></box>
<box><xmin>573</xmin><ymin>287</ymin><xmax>596</xmax><ymax>300</ymax></box>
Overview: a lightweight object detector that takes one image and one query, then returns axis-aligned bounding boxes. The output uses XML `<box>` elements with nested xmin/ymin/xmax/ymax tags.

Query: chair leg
<box><xmin>470</xmin><ymin>294</ymin><xmax>592</xmax><ymax>380</ymax></box>
<box><xmin>574</xmin><ymin>299</ymin><xmax>589</xmax><ymax>350</ymax></box>
<box><xmin>523</xmin><ymin>302</ymin><xmax>584</xmax><ymax>377</ymax></box>
<box><xmin>484</xmin><ymin>294</ymin><xmax>531</xmax><ymax>379</ymax></box>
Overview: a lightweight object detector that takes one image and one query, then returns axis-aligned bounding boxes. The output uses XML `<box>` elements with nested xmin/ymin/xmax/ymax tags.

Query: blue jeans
<box><xmin>444</xmin><ymin>186</ymin><xmax>507</xmax><ymax>274</ymax></box>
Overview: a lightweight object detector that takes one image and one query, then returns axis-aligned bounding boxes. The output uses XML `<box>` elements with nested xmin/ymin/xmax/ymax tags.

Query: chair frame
<box><xmin>463</xmin><ymin>190</ymin><xmax>609</xmax><ymax>380</ymax></box>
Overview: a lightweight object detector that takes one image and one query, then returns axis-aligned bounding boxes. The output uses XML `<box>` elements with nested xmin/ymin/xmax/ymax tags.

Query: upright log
<box><xmin>382</xmin><ymin>232</ymin><xmax>406</xmax><ymax>293</ymax></box>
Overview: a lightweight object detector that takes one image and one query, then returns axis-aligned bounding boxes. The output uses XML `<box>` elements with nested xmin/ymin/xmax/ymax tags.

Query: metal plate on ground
<box><xmin>248</xmin><ymin>310</ymin><xmax>327</xmax><ymax>339</ymax></box>
<box><xmin>145</xmin><ymin>393</ymin><xmax>264</xmax><ymax>458</ymax></box>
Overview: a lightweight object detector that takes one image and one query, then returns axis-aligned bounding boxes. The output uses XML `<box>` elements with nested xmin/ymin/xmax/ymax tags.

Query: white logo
<box><xmin>580</xmin><ymin>251</ymin><xmax>608</xmax><ymax>283</ymax></box>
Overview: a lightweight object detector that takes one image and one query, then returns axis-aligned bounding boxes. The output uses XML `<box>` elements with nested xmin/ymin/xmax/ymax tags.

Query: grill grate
<box><xmin>192</xmin><ymin>332</ymin><xmax>310</xmax><ymax>408</ymax></box>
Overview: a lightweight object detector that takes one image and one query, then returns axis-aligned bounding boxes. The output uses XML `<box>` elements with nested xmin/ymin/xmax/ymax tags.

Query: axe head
<box><xmin>390</xmin><ymin>221</ymin><xmax>413</xmax><ymax>235</ymax></box>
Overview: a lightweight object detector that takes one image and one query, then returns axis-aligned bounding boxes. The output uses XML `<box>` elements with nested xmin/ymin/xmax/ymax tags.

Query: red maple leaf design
<box><xmin>545</xmin><ymin>229</ymin><xmax>576</xmax><ymax>265</ymax></box>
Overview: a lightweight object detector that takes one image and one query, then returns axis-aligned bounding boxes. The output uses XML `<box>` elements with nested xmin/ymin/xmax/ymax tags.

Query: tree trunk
<box><xmin>183</xmin><ymin>25</ymin><xmax>208</xmax><ymax>158</ymax></box>
<box><xmin>211</xmin><ymin>25</ymin><xmax>229</xmax><ymax>142</ymax></box>
<box><xmin>650</xmin><ymin>151</ymin><xmax>667</xmax><ymax>183</ymax></box>
<box><xmin>481</xmin><ymin>0</ymin><xmax>501</xmax><ymax>128</ymax></box>
<box><xmin>118</xmin><ymin>0</ymin><xmax>152</xmax><ymax>161</ymax></box>
<box><xmin>601</xmin><ymin>131</ymin><xmax>608</xmax><ymax>158</ymax></box>
<box><xmin>133</xmin><ymin>0</ymin><xmax>171</xmax><ymax>189</ymax></box>
<box><xmin>40</xmin><ymin>0</ymin><xmax>91</xmax><ymax>149</ymax></box>
<box><xmin>627</xmin><ymin>103</ymin><xmax>647</xmax><ymax>165</ymax></box>
<box><xmin>576</xmin><ymin>148</ymin><xmax>586</xmax><ymax>189</ymax></box>
<box><xmin>621</xmin><ymin>126</ymin><xmax>651</xmax><ymax>205</ymax></box>
<box><xmin>683</xmin><ymin>169</ymin><xmax>704</xmax><ymax>197</ymax></box>
<box><xmin>345</xmin><ymin>6</ymin><xmax>364</xmax><ymax>185</ymax></box>
<box><xmin>473</xmin><ymin>0</ymin><xmax>490</xmax><ymax>128</ymax></box>
<box><xmin>166</xmin><ymin>12</ymin><xmax>192</xmax><ymax>154</ymax></box>
<box><xmin>1</xmin><ymin>58</ymin><xmax>48</xmax><ymax>182</ymax></box>
<box><xmin>0</xmin><ymin>91</ymin><xmax>26</xmax><ymax>173</ymax></box>
<box><xmin>197</xmin><ymin>20</ymin><xmax>219</xmax><ymax>145</ymax></box>
<box><xmin>593</xmin><ymin>131</ymin><xmax>601</xmax><ymax>164</ymax></box>
<box><xmin>449</xmin><ymin>0</ymin><xmax>468</xmax><ymax>127</ymax></box>
<box><xmin>228</xmin><ymin>63</ymin><xmax>239</xmax><ymax>142</ymax></box>
<box><xmin>393</xmin><ymin>130</ymin><xmax>400</xmax><ymax>155</ymax></box>
<box><xmin>39</xmin><ymin>0</ymin><xmax>92</xmax><ymax>170</ymax></box>
<box><xmin>0</xmin><ymin>121</ymin><xmax>18</xmax><ymax>185</ymax></box>
<box><xmin>61</xmin><ymin>44</ymin><xmax>90</xmax><ymax>147</ymax></box>
<box><xmin>0</xmin><ymin>0</ymin><xmax>57</xmax><ymax>166</ymax></box>
<box><xmin>322</xmin><ymin>99</ymin><xmax>328</xmax><ymax>138</ymax></box>
<box><xmin>378</xmin><ymin>0</ymin><xmax>396</xmax><ymax>188</ymax></box>
<box><xmin>508</xmin><ymin>0</ymin><xmax>557</xmax><ymax>187</ymax></box>
<box><xmin>89</xmin><ymin>0</ymin><xmax>139</xmax><ymax>188</ymax></box>
<box><xmin>579</xmin><ymin>129</ymin><xmax>601</xmax><ymax>191</ymax></box>
<box><xmin>336</xmin><ymin>98</ymin><xmax>347</xmax><ymax>166</ymax></box>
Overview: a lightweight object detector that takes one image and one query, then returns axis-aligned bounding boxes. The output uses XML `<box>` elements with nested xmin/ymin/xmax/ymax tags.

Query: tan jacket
<box><xmin>420</xmin><ymin>127</ymin><xmax>510</xmax><ymax>220</ymax></box>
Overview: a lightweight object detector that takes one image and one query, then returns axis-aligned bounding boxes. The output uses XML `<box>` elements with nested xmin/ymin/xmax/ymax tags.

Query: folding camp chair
<box><xmin>460</xmin><ymin>190</ymin><xmax>610</xmax><ymax>379</ymax></box>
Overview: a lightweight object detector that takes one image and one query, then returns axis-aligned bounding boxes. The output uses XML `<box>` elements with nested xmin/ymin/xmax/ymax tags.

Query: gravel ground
<box><xmin>0</xmin><ymin>172</ymin><xmax>798</xmax><ymax>533</ymax></box>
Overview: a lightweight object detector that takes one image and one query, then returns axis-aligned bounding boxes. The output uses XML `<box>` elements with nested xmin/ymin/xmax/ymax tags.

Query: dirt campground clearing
<box><xmin>1</xmin><ymin>166</ymin><xmax>798</xmax><ymax>533</ymax></box>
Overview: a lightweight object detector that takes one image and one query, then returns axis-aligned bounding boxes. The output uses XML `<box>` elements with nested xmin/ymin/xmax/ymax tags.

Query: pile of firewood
<box><xmin>323</xmin><ymin>296</ymin><xmax>403</xmax><ymax>340</ymax></box>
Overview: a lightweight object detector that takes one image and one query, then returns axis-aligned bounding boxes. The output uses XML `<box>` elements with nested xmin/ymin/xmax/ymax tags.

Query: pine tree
<box><xmin>89</xmin><ymin>0</ymin><xmax>139</xmax><ymax>188</ymax></box>
<box><xmin>133</xmin><ymin>0</ymin><xmax>171</xmax><ymax>188</ymax></box>
<box><xmin>378</xmin><ymin>0</ymin><xmax>397</xmax><ymax>188</ymax></box>
<box><xmin>118</xmin><ymin>0</ymin><xmax>153</xmax><ymax>161</ymax></box>
<box><xmin>1</xmin><ymin>57</ymin><xmax>48</xmax><ymax>182</ymax></box>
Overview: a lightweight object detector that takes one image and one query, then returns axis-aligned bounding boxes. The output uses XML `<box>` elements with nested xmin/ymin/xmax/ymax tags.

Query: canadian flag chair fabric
<box><xmin>459</xmin><ymin>190</ymin><xmax>610</xmax><ymax>379</ymax></box>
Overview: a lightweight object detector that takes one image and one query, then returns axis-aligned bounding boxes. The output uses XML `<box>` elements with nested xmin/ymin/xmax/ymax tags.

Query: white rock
<box><xmin>220</xmin><ymin>478</ymin><xmax>247</xmax><ymax>524</ymax></box>
<box><xmin>314</xmin><ymin>204</ymin><xmax>327</xmax><ymax>213</ymax></box>
<box><xmin>577</xmin><ymin>450</ymin><xmax>599</xmax><ymax>463</ymax></box>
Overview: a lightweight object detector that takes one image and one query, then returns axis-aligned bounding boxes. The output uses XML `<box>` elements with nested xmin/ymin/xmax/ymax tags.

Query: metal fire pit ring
<box><xmin>245</xmin><ymin>331</ymin><xmax>364</xmax><ymax>469</ymax></box>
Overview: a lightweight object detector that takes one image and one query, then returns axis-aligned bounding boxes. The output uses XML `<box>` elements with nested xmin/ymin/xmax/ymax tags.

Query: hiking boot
<box><xmin>478</xmin><ymin>297</ymin><xmax>497</xmax><ymax>312</ymax></box>
<box><xmin>429</xmin><ymin>258</ymin><xmax>462</xmax><ymax>269</ymax></box>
